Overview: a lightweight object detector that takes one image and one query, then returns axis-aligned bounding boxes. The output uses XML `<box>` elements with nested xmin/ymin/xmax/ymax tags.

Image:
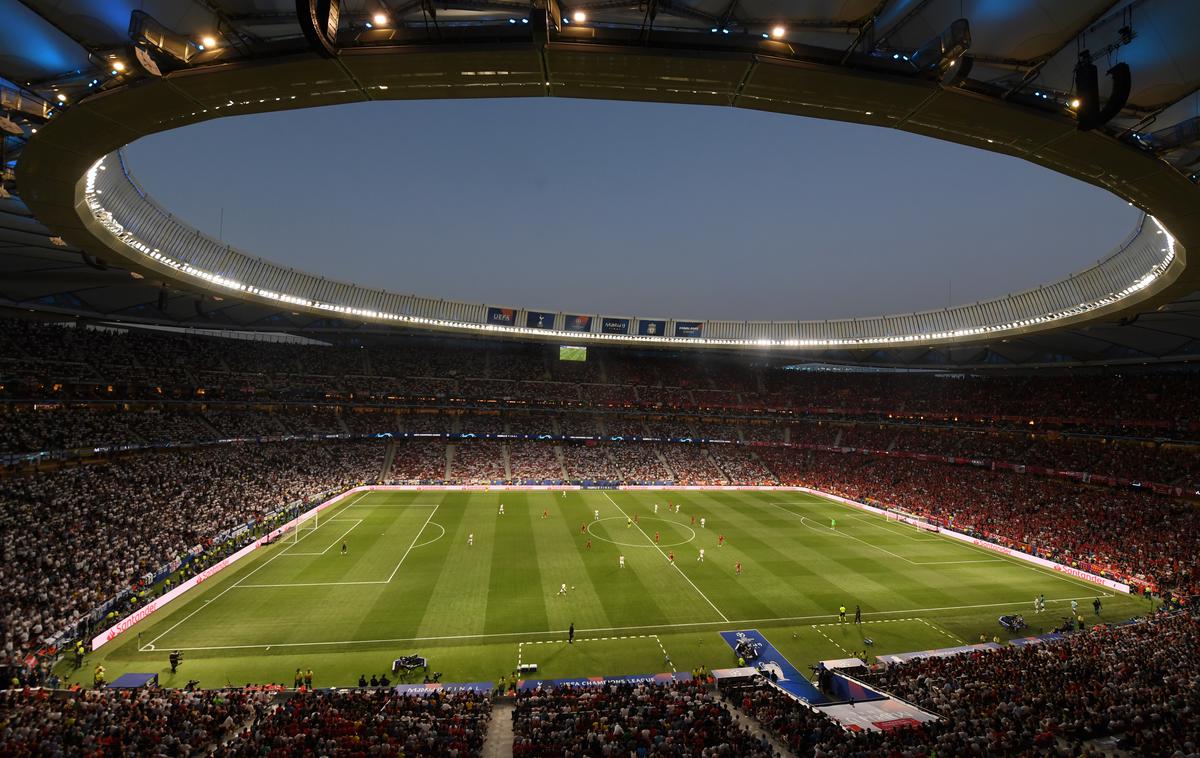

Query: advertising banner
<box><xmin>485</xmin><ymin>307</ymin><xmax>516</xmax><ymax>326</ymax></box>
<box><xmin>674</xmin><ymin>321</ymin><xmax>704</xmax><ymax>338</ymax></box>
<box><xmin>563</xmin><ymin>314</ymin><xmax>592</xmax><ymax>332</ymax></box>
<box><xmin>638</xmin><ymin>319</ymin><xmax>667</xmax><ymax>336</ymax></box>
<box><xmin>601</xmin><ymin>317</ymin><xmax>630</xmax><ymax>334</ymax></box>
<box><xmin>525</xmin><ymin>311</ymin><xmax>555</xmax><ymax>330</ymax></box>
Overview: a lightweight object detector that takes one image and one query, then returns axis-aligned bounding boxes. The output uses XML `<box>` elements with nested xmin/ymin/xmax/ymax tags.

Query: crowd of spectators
<box><xmin>707</xmin><ymin>446</ymin><xmax>776</xmax><ymax>485</ymax></box>
<box><xmin>508</xmin><ymin>443</ymin><xmax>565</xmax><ymax>482</ymax></box>
<box><xmin>756</xmin><ymin>447</ymin><xmax>1199</xmax><ymax>595</ymax></box>
<box><xmin>458</xmin><ymin>413</ymin><xmax>507</xmax><ymax>435</ymax></box>
<box><xmin>0</xmin><ymin>686</ymin><xmax>267</xmax><ymax>755</ymax></box>
<box><xmin>513</xmin><ymin>680</ymin><xmax>776</xmax><ymax>756</ymax></box>
<box><xmin>862</xmin><ymin>611</ymin><xmax>1200</xmax><ymax>756</ymax></box>
<box><xmin>658</xmin><ymin>445</ymin><xmax>725</xmax><ymax>485</ymax></box>
<box><xmin>557</xmin><ymin>415</ymin><xmax>603</xmax><ymax>437</ymax></box>
<box><xmin>692</xmin><ymin>422</ymin><xmax>742</xmax><ymax>441</ymax></box>
<box><xmin>740</xmin><ymin>423</ymin><xmax>785</xmax><ymax>443</ymax></box>
<box><xmin>721</xmin><ymin>612</ymin><xmax>1199</xmax><ymax>756</ymax></box>
<box><xmin>607</xmin><ymin>444</ymin><xmax>673</xmax><ymax>483</ymax></box>
<box><xmin>388</xmin><ymin>440</ymin><xmax>448</xmax><ymax>481</ymax></box>
<box><xmin>645</xmin><ymin>419</ymin><xmax>697</xmax><ymax>439</ymax></box>
<box><xmin>222</xmin><ymin>689</ymin><xmax>490</xmax><ymax>757</ymax></box>
<box><xmin>5</xmin><ymin>321</ymin><xmax>1200</xmax><ymax>440</ymax></box>
<box><xmin>448</xmin><ymin>442</ymin><xmax>507</xmax><ymax>483</ymax></box>
<box><xmin>0</xmin><ymin>407</ymin><xmax>213</xmax><ymax>454</ymax></box>
<box><xmin>560</xmin><ymin>443</ymin><xmax>619</xmax><ymax>481</ymax></box>
<box><xmin>786</xmin><ymin>424</ymin><xmax>841</xmax><ymax>447</ymax></box>
<box><xmin>1</xmin><ymin>440</ymin><xmax>386</xmax><ymax>669</ymax></box>
<box><xmin>204</xmin><ymin>409</ymin><xmax>290</xmax><ymax>438</ymax></box>
<box><xmin>0</xmin><ymin>686</ymin><xmax>490</xmax><ymax>757</ymax></box>
<box><xmin>723</xmin><ymin>677</ymin><xmax>928</xmax><ymax>757</ymax></box>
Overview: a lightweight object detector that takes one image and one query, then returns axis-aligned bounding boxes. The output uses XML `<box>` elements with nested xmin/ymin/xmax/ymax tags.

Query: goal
<box><xmin>886</xmin><ymin>509</ymin><xmax>939</xmax><ymax>533</ymax></box>
<box><xmin>289</xmin><ymin>510</ymin><xmax>320</xmax><ymax>544</ymax></box>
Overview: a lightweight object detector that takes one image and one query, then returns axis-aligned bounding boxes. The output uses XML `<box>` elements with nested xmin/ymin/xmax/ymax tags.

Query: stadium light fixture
<box><xmin>573</xmin><ymin>11</ymin><xmax>586</xmax><ymax>22</ymax></box>
<box><xmin>201</xmin><ymin>35</ymin><xmax>217</xmax><ymax>48</ymax></box>
<box><xmin>112</xmin><ymin>61</ymin><xmax>126</xmax><ymax>72</ymax></box>
<box><xmin>1070</xmin><ymin>98</ymin><xmax>1081</xmax><ymax>109</ymax></box>
<box><xmin>55</xmin><ymin>93</ymin><xmax>67</xmax><ymax>102</ymax></box>
<box><xmin>771</xmin><ymin>25</ymin><xmax>785</xmax><ymax>39</ymax></box>
<box><xmin>373</xmin><ymin>12</ymin><xmax>387</xmax><ymax>25</ymax></box>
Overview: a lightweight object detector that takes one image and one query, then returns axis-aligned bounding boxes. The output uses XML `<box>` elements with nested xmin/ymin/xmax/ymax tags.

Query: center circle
<box><xmin>586</xmin><ymin>517</ymin><xmax>697</xmax><ymax>549</ymax></box>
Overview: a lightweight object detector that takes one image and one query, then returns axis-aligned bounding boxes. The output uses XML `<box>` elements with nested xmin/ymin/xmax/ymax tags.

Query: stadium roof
<box><xmin>2</xmin><ymin>0</ymin><xmax>1200</xmax><ymax>367</ymax></box>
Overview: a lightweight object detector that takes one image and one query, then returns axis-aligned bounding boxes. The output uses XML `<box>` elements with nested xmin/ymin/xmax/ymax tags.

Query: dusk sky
<box><xmin>126</xmin><ymin>97</ymin><xmax>1140</xmax><ymax>322</ymax></box>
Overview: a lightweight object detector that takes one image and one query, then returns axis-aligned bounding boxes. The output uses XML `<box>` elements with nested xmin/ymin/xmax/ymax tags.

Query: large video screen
<box><xmin>559</xmin><ymin>345</ymin><xmax>587</xmax><ymax>362</ymax></box>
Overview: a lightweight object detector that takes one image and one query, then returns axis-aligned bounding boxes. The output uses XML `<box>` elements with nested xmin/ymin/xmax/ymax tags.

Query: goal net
<box><xmin>886</xmin><ymin>509</ymin><xmax>939</xmax><ymax>533</ymax></box>
<box><xmin>290</xmin><ymin>510</ymin><xmax>319</xmax><ymax>544</ymax></box>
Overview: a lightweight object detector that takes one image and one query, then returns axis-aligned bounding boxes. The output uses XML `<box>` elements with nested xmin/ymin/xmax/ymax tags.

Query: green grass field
<box><xmin>67</xmin><ymin>489</ymin><xmax>1150</xmax><ymax>689</ymax></box>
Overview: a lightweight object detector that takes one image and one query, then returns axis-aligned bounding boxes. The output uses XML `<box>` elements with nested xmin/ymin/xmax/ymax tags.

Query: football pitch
<box><xmin>71</xmin><ymin>489</ymin><xmax>1150</xmax><ymax>689</ymax></box>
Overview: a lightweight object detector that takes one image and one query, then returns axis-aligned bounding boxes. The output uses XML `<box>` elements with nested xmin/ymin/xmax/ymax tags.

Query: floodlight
<box><xmin>201</xmin><ymin>35</ymin><xmax>217</xmax><ymax>47</ymax></box>
<box><xmin>1070</xmin><ymin>98</ymin><xmax>1081</xmax><ymax>109</ymax></box>
<box><xmin>112</xmin><ymin>61</ymin><xmax>126</xmax><ymax>71</ymax></box>
<box><xmin>771</xmin><ymin>25</ymin><xmax>785</xmax><ymax>38</ymax></box>
<box><xmin>573</xmin><ymin>11</ymin><xmax>586</xmax><ymax>22</ymax></box>
<box><xmin>373</xmin><ymin>13</ymin><xmax>387</xmax><ymax>25</ymax></box>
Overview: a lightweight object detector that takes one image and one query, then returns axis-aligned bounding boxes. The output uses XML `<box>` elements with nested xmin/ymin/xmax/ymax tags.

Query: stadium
<box><xmin>1</xmin><ymin>0</ymin><xmax>1198</xmax><ymax>755</ymax></box>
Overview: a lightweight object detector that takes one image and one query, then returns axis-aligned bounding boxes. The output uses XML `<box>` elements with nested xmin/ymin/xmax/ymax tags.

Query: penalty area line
<box><xmin>138</xmin><ymin>491</ymin><xmax>371</xmax><ymax>651</ymax></box>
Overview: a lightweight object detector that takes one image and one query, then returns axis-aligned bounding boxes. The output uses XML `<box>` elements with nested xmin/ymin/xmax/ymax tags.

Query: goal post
<box><xmin>291</xmin><ymin>508</ymin><xmax>319</xmax><ymax>544</ymax></box>
<box><xmin>886</xmin><ymin>509</ymin><xmax>939</xmax><ymax>533</ymax></box>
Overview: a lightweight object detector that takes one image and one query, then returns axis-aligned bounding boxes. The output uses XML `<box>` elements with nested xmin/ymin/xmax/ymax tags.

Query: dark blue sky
<box><xmin>126</xmin><ymin>98</ymin><xmax>1139</xmax><ymax>321</ymax></box>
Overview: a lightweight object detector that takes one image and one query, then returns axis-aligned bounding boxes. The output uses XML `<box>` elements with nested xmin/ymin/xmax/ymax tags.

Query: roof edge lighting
<box><xmin>80</xmin><ymin>154</ymin><xmax>1180</xmax><ymax>351</ymax></box>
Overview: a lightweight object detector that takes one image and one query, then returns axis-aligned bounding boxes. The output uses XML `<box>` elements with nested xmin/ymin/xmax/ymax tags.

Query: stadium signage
<box><xmin>674</xmin><ymin>321</ymin><xmax>704</xmax><ymax>338</ymax></box>
<box><xmin>485</xmin><ymin>307</ymin><xmax>516</xmax><ymax>326</ymax></box>
<box><xmin>563</xmin><ymin>315</ymin><xmax>592</xmax><ymax>332</ymax></box>
<box><xmin>637</xmin><ymin>319</ymin><xmax>667</xmax><ymax>336</ymax></box>
<box><xmin>525</xmin><ymin>311</ymin><xmax>555</xmax><ymax>330</ymax></box>
<box><xmin>601</xmin><ymin>317</ymin><xmax>630</xmax><ymax>334</ymax></box>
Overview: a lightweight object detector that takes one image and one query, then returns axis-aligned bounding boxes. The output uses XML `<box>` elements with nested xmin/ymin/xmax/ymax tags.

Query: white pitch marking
<box><xmin>281</xmin><ymin>519</ymin><xmax>363</xmax><ymax>556</ymax></box>
<box><xmin>385</xmin><ymin>505</ymin><xmax>439</xmax><ymax>583</ymax></box>
<box><xmin>602</xmin><ymin>492</ymin><xmax>728</xmax><ymax>622</ymax></box>
<box><xmin>410</xmin><ymin>522</ymin><xmax>446</xmax><ymax>550</ymax></box>
<box><xmin>785</xmin><ymin>495</ymin><xmax>1116</xmax><ymax>596</ymax></box>
<box><xmin>917</xmin><ymin>617</ymin><xmax>965</xmax><ymax>645</ymax></box>
<box><xmin>140</xmin><ymin>492</ymin><xmax>371</xmax><ymax>650</ymax></box>
<box><xmin>158</xmin><ymin>594</ymin><xmax>1107</xmax><ymax>652</ymax></box>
